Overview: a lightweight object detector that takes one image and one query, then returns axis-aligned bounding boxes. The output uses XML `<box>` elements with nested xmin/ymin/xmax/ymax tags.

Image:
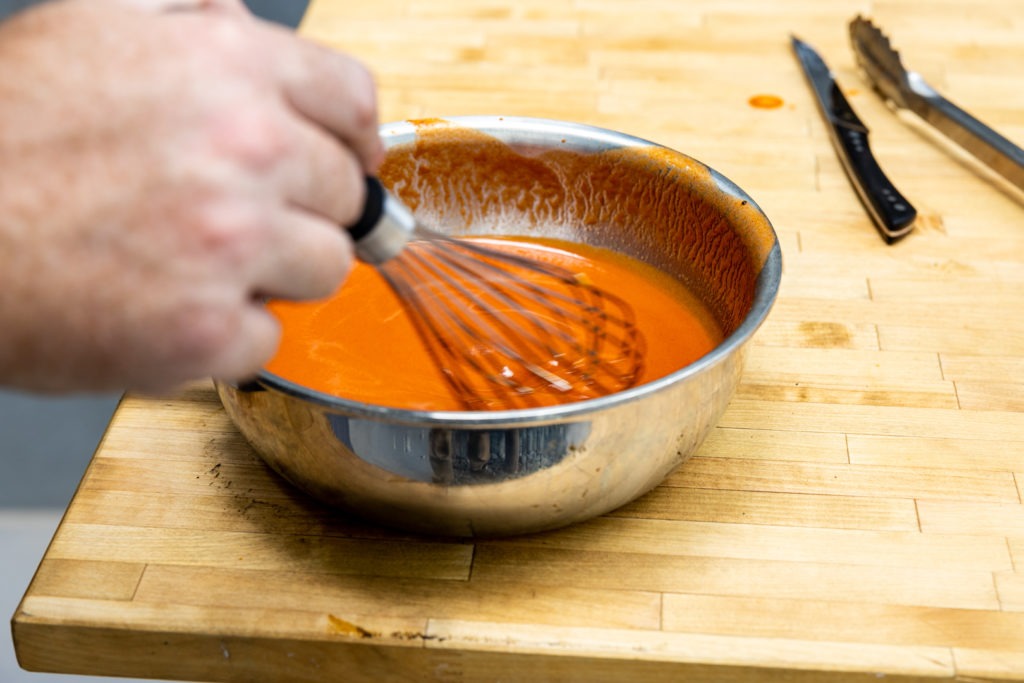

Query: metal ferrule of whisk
<box><xmin>349</xmin><ymin>177</ymin><xmax>415</xmax><ymax>265</ymax></box>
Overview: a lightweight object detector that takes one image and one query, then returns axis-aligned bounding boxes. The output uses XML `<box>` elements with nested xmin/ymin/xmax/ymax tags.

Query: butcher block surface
<box><xmin>12</xmin><ymin>0</ymin><xmax>1024</xmax><ymax>680</ymax></box>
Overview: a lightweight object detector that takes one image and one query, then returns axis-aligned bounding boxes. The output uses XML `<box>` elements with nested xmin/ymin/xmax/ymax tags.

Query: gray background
<box><xmin>1</xmin><ymin>2</ymin><xmax>310</xmax><ymax>681</ymax></box>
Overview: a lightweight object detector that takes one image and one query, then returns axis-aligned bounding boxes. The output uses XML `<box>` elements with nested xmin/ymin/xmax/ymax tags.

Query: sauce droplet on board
<box><xmin>748</xmin><ymin>94</ymin><xmax>785</xmax><ymax>109</ymax></box>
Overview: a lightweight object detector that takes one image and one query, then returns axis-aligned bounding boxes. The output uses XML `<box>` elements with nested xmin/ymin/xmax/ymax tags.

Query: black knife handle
<box><xmin>831</xmin><ymin>122</ymin><xmax>917</xmax><ymax>243</ymax></box>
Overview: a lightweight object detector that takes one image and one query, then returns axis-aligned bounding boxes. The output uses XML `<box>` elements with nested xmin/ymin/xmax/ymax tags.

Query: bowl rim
<box><xmin>241</xmin><ymin>116</ymin><xmax>782</xmax><ymax>426</ymax></box>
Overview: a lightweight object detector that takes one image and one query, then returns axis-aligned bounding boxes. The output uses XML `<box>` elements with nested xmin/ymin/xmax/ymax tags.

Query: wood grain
<box><xmin>12</xmin><ymin>0</ymin><xmax>1024</xmax><ymax>680</ymax></box>
<box><xmin>611</xmin><ymin>484</ymin><xmax>923</xmax><ymax>530</ymax></box>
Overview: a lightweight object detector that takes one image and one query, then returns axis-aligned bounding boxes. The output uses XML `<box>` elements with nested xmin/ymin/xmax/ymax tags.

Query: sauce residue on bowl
<box><xmin>264</xmin><ymin>236</ymin><xmax>723</xmax><ymax>411</ymax></box>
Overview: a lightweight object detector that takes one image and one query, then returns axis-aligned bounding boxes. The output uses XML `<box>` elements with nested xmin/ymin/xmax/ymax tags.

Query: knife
<box><xmin>791</xmin><ymin>35</ymin><xmax>917</xmax><ymax>243</ymax></box>
<box><xmin>850</xmin><ymin>16</ymin><xmax>1024</xmax><ymax>193</ymax></box>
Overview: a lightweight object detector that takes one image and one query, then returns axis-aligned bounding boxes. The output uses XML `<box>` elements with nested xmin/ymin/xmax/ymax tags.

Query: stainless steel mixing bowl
<box><xmin>216</xmin><ymin>116</ymin><xmax>781</xmax><ymax>537</ymax></box>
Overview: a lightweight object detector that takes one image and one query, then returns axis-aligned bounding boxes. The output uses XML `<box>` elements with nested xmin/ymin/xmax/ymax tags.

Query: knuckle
<box><xmin>218</xmin><ymin>310</ymin><xmax>281</xmax><ymax>381</ymax></box>
<box><xmin>222</xmin><ymin>111</ymin><xmax>294</xmax><ymax>171</ymax></box>
<box><xmin>269</xmin><ymin>226</ymin><xmax>350</xmax><ymax>301</ymax></box>
<box><xmin>308</xmin><ymin>231</ymin><xmax>353</xmax><ymax>297</ymax></box>
<box><xmin>171</xmin><ymin>302</ymin><xmax>242</xmax><ymax>370</ymax></box>
<box><xmin>348</xmin><ymin>69</ymin><xmax>379</xmax><ymax>129</ymax></box>
<box><xmin>329</xmin><ymin>162</ymin><xmax>366</xmax><ymax>227</ymax></box>
<box><xmin>177</xmin><ymin>307</ymin><xmax>280</xmax><ymax>382</ymax></box>
<box><xmin>243</xmin><ymin>313</ymin><xmax>283</xmax><ymax>374</ymax></box>
<box><xmin>209</xmin><ymin>108</ymin><xmax>294</xmax><ymax>171</ymax></box>
<box><xmin>205</xmin><ymin>15</ymin><xmax>256</xmax><ymax>63</ymax></box>
<box><xmin>187</xmin><ymin>22</ymin><xmax>294</xmax><ymax>171</ymax></box>
<box><xmin>168</xmin><ymin>302</ymin><xmax>281</xmax><ymax>382</ymax></box>
<box><xmin>191</xmin><ymin>201</ymin><xmax>265</xmax><ymax>263</ymax></box>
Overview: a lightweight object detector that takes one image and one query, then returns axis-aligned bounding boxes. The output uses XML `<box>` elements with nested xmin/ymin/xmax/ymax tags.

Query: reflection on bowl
<box><xmin>216</xmin><ymin>116</ymin><xmax>781</xmax><ymax>537</ymax></box>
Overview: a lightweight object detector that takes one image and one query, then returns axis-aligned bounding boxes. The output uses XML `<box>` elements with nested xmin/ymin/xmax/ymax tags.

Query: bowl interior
<box><xmin>378</xmin><ymin>117</ymin><xmax>778</xmax><ymax>338</ymax></box>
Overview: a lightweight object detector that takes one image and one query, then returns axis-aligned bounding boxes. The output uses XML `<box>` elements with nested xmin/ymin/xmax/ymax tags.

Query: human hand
<box><xmin>0</xmin><ymin>0</ymin><xmax>383</xmax><ymax>393</ymax></box>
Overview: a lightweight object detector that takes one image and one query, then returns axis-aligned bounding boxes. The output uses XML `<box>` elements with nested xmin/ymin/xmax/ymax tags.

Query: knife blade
<box><xmin>850</xmin><ymin>16</ymin><xmax>1024</xmax><ymax>192</ymax></box>
<box><xmin>791</xmin><ymin>34</ymin><xmax>917</xmax><ymax>243</ymax></box>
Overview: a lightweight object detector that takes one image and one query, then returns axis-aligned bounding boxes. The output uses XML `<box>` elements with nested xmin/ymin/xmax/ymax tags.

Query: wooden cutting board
<box><xmin>13</xmin><ymin>0</ymin><xmax>1024</xmax><ymax>680</ymax></box>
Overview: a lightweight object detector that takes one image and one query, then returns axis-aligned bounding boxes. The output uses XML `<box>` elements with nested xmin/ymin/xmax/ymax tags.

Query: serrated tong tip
<box><xmin>848</xmin><ymin>15</ymin><xmax>1024</xmax><ymax>193</ymax></box>
<box><xmin>849</xmin><ymin>15</ymin><xmax>912</xmax><ymax>109</ymax></box>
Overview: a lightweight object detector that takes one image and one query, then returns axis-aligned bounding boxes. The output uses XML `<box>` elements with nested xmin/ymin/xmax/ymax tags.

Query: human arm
<box><xmin>0</xmin><ymin>0</ymin><xmax>383</xmax><ymax>392</ymax></box>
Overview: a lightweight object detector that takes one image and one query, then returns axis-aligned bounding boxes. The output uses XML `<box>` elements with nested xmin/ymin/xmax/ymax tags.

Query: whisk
<box><xmin>346</xmin><ymin>177</ymin><xmax>646</xmax><ymax>409</ymax></box>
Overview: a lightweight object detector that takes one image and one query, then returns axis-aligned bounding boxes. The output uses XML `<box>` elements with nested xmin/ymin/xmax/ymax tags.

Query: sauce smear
<box><xmin>748</xmin><ymin>94</ymin><xmax>784</xmax><ymax>110</ymax></box>
<box><xmin>265</xmin><ymin>237</ymin><xmax>722</xmax><ymax>411</ymax></box>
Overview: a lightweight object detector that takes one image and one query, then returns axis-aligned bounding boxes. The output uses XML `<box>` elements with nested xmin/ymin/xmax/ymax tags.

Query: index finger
<box><xmin>263</xmin><ymin>24</ymin><xmax>385</xmax><ymax>173</ymax></box>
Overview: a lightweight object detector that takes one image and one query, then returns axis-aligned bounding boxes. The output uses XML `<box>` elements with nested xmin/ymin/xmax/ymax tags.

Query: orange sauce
<box><xmin>264</xmin><ymin>237</ymin><xmax>723</xmax><ymax>411</ymax></box>
<box><xmin>748</xmin><ymin>94</ymin><xmax>784</xmax><ymax>110</ymax></box>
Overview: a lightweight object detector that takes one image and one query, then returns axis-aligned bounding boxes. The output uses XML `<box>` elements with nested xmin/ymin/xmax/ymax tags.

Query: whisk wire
<box><xmin>468</xmin><ymin>256</ymin><xmax>642</xmax><ymax>386</ymax></box>
<box><xmin>377</xmin><ymin>259</ymin><xmax>508</xmax><ymax>405</ymax></box>
<box><xmin>375</xmin><ymin>230</ymin><xmax>646</xmax><ymax>408</ymax></box>
<box><xmin>424</xmin><ymin>233</ymin><xmax>642</xmax><ymax>365</ymax></box>
<box><xmin>349</xmin><ymin>177</ymin><xmax>647</xmax><ymax>408</ymax></box>
<box><xmin>422</xmin><ymin>253</ymin><xmax>599</xmax><ymax>380</ymax></box>
<box><xmin>385</xmin><ymin>244</ymin><xmax>578</xmax><ymax>395</ymax></box>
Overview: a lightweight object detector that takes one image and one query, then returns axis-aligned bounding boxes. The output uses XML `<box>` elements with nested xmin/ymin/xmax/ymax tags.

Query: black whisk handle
<box><xmin>348</xmin><ymin>176</ymin><xmax>386</xmax><ymax>242</ymax></box>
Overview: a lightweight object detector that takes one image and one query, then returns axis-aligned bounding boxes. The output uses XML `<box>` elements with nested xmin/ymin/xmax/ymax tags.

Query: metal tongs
<box><xmin>850</xmin><ymin>16</ymin><xmax>1024</xmax><ymax>193</ymax></box>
